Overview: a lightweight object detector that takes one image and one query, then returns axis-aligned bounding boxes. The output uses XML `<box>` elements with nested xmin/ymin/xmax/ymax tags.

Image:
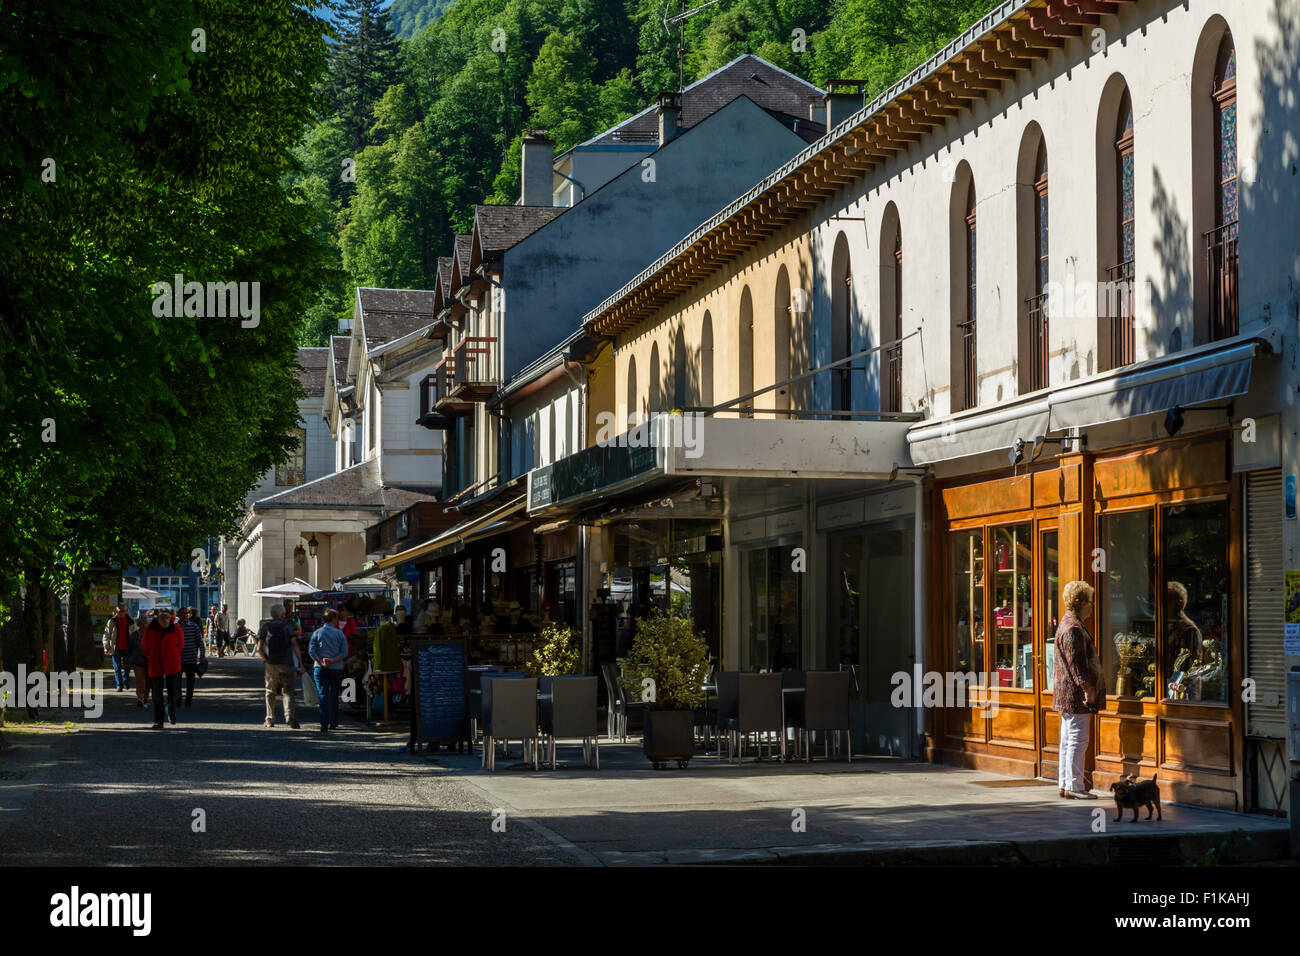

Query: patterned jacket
<box><xmin>1052</xmin><ymin>611</ymin><xmax>1104</xmax><ymax>714</ymax></box>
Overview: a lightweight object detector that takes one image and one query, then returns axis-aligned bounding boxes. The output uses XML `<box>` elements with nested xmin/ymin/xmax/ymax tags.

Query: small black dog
<box><xmin>1109</xmin><ymin>773</ymin><xmax>1162</xmax><ymax>822</ymax></box>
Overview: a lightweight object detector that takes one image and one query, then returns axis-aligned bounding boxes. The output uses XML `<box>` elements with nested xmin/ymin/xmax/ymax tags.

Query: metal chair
<box><xmin>480</xmin><ymin>672</ymin><xmax>529</xmax><ymax>765</ymax></box>
<box><xmin>540</xmin><ymin>676</ymin><xmax>599</xmax><ymax>769</ymax></box>
<box><xmin>600</xmin><ymin>662</ymin><xmax>644</xmax><ymax>741</ymax></box>
<box><xmin>693</xmin><ymin>663</ymin><xmax>717</xmax><ymax>748</ymax></box>
<box><xmin>796</xmin><ymin>670</ymin><xmax>853</xmax><ymax>762</ymax></box>
<box><xmin>714</xmin><ymin>671</ymin><xmax>739</xmax><ymax>758</ymax></box>
<box><xmin>781</xmin><ymin>669</ymin><xmax>806</xmax><ymax>757</ymax></box>
<box><xmin>726</xmin><ymin>672</ymin><xmax>784</xmax><ymax>762</ymax></box>
<box><xmin>482</xmin><ymin>677</ymin><xmax>540</xmax><ymax>771</ymax></box>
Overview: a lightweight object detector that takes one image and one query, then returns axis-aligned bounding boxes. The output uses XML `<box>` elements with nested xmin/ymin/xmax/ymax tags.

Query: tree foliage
<box><xmin>0</xmin><ymin>1</ymin><xmax>336</xmax><ymax>635</ymax></box>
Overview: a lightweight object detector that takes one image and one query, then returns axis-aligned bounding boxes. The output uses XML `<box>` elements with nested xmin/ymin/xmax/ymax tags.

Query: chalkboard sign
<box><xmin>409</xmin><ymin>639</ymin><xmax>471</xmax><ymax>748</ymax></box>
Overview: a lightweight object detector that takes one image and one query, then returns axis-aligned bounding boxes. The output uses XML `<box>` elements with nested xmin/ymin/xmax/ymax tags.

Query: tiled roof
<box><xmin>357</xmin><ymin>287</ymin><xmax>438</xmax><ymax>343</ymax></box>
<box><xmin>330</xmin><ymin>335</ymin><xmax>350</xmax><ymax>388</ymax></box>
<box><xmin>474</xmin><ymin>204</ymin><xmax>562</xmax><ymax>257</ymax></box>
<box><xmin>453</xmin><ymin>235</ymin><xmax>473</xmax><ymax>278</ymax></box>
<box><xmin>253</xmin><ymin>458</ymin><xmax>440</xmax><ymax>511</ymax></box>
<box><xmin>295</xmin><ymin>347</ymin><xmax>329</xmax><ymax>396</ymax></box>
<box><xmin>584</xmin><ymin>55</ymin><xmax>823</xmax><ymax>148</ymax></box>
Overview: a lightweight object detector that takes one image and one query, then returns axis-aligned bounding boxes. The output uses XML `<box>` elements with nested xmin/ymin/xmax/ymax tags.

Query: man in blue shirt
<box><xmin>308</xmin><ymin>609</ymin><xmax>350</xmax><ymax>732</ymax></box>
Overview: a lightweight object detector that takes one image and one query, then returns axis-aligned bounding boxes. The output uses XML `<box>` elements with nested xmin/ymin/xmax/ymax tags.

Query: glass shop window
<box><xmin>950</xmin><ymin>529</ymin><xmax>985</xmax><ymax>682</ymax></box>
<box><xmin>1161</xmin><ymin>501</ymin><xmax>1229</xmax><ymax>703</ymax></box>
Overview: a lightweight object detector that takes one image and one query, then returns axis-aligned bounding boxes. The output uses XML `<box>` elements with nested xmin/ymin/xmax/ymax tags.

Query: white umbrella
<box><xmin>123</xmin><ymin>582</ymin><xmax>166</xmax><ymax>600</ymax></box>
<box><xmin>255</xmin><ymin>578</ymin><xmax>319</xmax><ymax>598</ymax></box>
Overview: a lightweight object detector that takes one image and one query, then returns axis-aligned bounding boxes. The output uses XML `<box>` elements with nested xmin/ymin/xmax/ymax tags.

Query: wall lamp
<box><xmin>889</xmin><ymin>463</ymin><xmax>931</xmax><ymax>482</ymax></box>
<box><xmin>1164</xmin><ymin>403</ymin><xmax>1233</xmax><ymax>438</ymax></box>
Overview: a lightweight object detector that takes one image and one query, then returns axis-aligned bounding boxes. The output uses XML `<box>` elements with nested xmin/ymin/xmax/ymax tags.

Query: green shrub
<box><xmin>620</xmin><ymin>610</ymin><xmax>709</xmax><ymax>710</ymax></box>
<box><xmin>524</xmin><ymin>622</ymin><xmax>580</xmax><ymax>677</ymax></box>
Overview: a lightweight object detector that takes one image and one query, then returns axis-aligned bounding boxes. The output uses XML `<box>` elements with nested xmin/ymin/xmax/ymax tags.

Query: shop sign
<box><xmin>528</xmin><ymin>441</ymin><xmax>659</xmax><ymax>510</ymax></box>
<box><xmin>766</xmin><ymin>509</ymin><xmax>803</xmax><ymax>538</ymax></box>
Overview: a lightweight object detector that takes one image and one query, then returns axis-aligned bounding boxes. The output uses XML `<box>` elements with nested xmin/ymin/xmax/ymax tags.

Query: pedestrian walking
<box><xmin>178</xmin><ymin>607</ymin><xmax>207</xmax><ymax>707</ymax></box>
<box><xmin>214</xmin><ymin>603</ymin><xmax>231</xmax><ymax>657</ymax></box>
<box><xmin>129</xmin><ymin>612</ymin><xmax>150</xmax><ymax>708</ymax></box>
<box><xmin>308</xmin><ymin>610</ymin><xmax>350</xmax><ymax>732</ymax></box>
<box><xmin>257</xmin><ymin>604</ymin><xmax>300</xmax><ymax>728</ymax></box>
<box><xmin>1053</xmin><ymin>580</ymin><xmax>1104</xmax><ymax>799</ymax></box>
<box><xmin>101</xmin><ymin>604</ymin><xmax>135</xmax><ymax>692</ymax></box>
<box><xmin>141</xmin><ymin>608</ymin><xmax>183</xmax><ymax>728</ymax></box>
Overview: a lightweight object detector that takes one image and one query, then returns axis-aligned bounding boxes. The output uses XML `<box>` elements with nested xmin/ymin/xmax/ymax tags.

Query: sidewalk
<box><xmin>424</xmin><ymin>741</ymin><xmax>1292</xmax><ymax>866</ymax></box>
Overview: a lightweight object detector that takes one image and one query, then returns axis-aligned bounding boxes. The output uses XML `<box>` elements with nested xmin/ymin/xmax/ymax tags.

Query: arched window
<box><xmin>1019</xmin><ymin>129</ymin><xmax>1050</xmax><ymax>393</ymax></box>
<box><xmin>830</xmin><ymin>233</ymin><xmax>853</xmax><ymax>413</ymax></box>
<box><xmin>1209</xmin><ymin>34</ymin><xmax>1238</xmax><ymax>340</ymax></box>
<box><xmin>626</xmin><ymin>354</ymin><xmax>638</xmax><ymax>427</ymax></box>
<box><xmin>950</xmin><ymin>173</ymin><xmax>977</xmax><ymax>412</ymax></box>
<box><xmin>672</xmin><ymin>325</ymin><xmax>687</xmax><ymax>409</ymax></box>
<box><xmin>738</xmin><ymin>287</ymin><xmax>754</xmax><ymax>417</ymax></box>
<box><xmin>1110</xmin><ymin>89</ymin><xmax>1136</xmax><ymax>367</ymax></box>
<box><xmin>773</xmin><ymin>267</ymin><xmax>791</xmax><ymax>415</ymax></box>
<box><xmin>700</xmin><ymin>312</ymin><xmax>714</xmax><ymax>408</ymax></box>
<box><xmin>879</xmin><ymin>204</ymin><xmax>902</xmax><ymax>413</ymax></box>
<box><xmin>649</xmin><ymin>342</ymin><xmax>662</xmax><ymax>414</ymax></box>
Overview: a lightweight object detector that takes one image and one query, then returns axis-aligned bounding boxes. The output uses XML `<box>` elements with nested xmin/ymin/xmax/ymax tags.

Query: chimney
<box><xmin>519</xmin><ymin>129</ymin><xmax>554</xmax><ymax>206</ymax></box>
<box><xmin>657</xmin><ymin>90</ymin><xmax>682</xmax><ymax>146</ymax></box>
<box><xmin>824</xmin><ymin>80</ymin><xmax>867</xmax><ymax>130</ymax></box>
<box><xmin>808</xmin><ymin>100</ymin><xmax>826</xmax><ymax>127</ymax></box>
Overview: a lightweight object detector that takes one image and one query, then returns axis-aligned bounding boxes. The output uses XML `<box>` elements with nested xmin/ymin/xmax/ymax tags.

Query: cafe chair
<box><xmin>726</xmin><ymin>673</ymin><xmax>784</xmax><ymax>763</ymax></box>
<box><xmin>714</xmin><ymin>671</ymin><xmax>740</xmax><ymax>759</ymax></box>
<box><xmin>540</xmin><ymin>676</ymin><xmax>600</xmax><ymax>770</ymax></box>
<box><xmin>601</xmin><ymin>662</ymin><xmax>644</xmax><ymax>742</ymax></box>
<box><xmin>781</xmin><ymin>669</ymin><xmax>806</xmax><ymax>758</ymax></box>
<box><xmin>795</xmin><ymin>670</ymin><xmax>853</xmax><ymax>763</ymax></box>
<box><xmin>480</xmin><ymin>673</ymin><xmax>530</xmax><ymax>767</ymax></box>
<box><xmin>482</xmin><ymin>677</ymin><xmax>540</xmax><ymax>772</ymax></box>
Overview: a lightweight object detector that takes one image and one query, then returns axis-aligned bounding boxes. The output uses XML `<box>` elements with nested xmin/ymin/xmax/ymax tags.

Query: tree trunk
<box><xmin>48</xmin><ymin>585</ymin><xmax>70</xmax><ymax>672</ymax></box>
<box><xmin>68</xmin><ymin>570</ymin><xmax>98</xmax><ymax>670</ymax></box>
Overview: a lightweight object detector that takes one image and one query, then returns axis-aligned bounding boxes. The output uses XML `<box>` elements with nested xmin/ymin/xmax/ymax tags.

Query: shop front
<box><xmin>931</xmin><ymin>431</ymin><xmax>1245</xmax><ymax>808</ymax></box>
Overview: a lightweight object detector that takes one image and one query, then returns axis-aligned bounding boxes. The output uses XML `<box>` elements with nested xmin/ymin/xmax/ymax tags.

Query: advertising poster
<box><xmin>87</xmin><ymin>568</ymin><xmax>122</xmax><ymax>661</ymax></box>
<box><xmin>1285</xmin><ymin>570</ymin><xmax>1300</xmax><ymax>656</ymax></box>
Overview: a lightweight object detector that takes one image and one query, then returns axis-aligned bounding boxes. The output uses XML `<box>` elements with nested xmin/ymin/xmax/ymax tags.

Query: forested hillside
<box><xmin>298</xmin><ymin>0</ymin><xmax>999</xmax><ymax>344</ymax></box>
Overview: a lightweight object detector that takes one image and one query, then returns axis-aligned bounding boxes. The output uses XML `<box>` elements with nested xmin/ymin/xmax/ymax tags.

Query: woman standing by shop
<box><xmin>1053</xmin><ymin>580</ymin><xmax>1104</xmax><ymax>799</ymax></box>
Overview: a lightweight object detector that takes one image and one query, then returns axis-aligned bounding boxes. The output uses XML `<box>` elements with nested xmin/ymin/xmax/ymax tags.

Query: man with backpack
<box><xmin>257</xmin><ymin>604</ymin><xmax>301</xmax><ymax>728</ymax></box>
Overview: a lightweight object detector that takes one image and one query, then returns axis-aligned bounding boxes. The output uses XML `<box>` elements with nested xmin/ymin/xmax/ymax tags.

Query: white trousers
<box><xmin>1058</xmin><ymin>711</ymin><xmax>1090</xmax><ymax>792</ymax></box>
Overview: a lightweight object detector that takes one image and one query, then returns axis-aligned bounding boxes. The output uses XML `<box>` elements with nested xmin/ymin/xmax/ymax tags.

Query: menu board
<box><xmin>409</xmin><ymin>639</ymin><xmax>470</xmax><ymax>746</ymax></box>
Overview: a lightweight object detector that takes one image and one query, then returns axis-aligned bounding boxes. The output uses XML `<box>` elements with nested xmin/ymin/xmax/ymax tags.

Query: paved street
<box><xmin>1</xmin><ymin>655</ymin><xmax>1290</xmax><ymax>867</ymax></box>
<box><xmin>0</xmin><ymin>657</ymin><xmax>574</xmax><ymax>866</ymax></box>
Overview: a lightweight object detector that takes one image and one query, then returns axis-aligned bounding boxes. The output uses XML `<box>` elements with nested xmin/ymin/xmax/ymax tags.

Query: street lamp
<box><xmin>308</xmin><ymin>535</ymin><xmax>319</xmax><ymax>559</ymax></box>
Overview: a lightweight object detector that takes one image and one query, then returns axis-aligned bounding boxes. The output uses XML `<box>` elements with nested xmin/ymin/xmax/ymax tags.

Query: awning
<box><xmin>370</xmin><ymin>496</ymin><xmax>526</xmax><ymax>571</ymax></box>
<box><xmin>1048</xmin><ymin>339</ymin><xmax>1259</xmax><ymax>431</ymax></box>
<box><xmin>908</xmin><ymin>332</ymin><xmax>1276</xmax><ymax>465</ymax></box>
<box><xmin>908</xmin><ymin>398</ymin><xmax>1051</xmax><ymax>466</ymax></box>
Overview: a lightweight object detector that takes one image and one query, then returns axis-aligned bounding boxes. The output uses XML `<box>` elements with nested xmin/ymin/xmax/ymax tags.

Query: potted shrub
<box><xmin>620</xmin><ymin>610</ymin><xmax>709</xmax><ymax>768</ymax></box>
<box><xmin>524</xmin><ymin>622</ymin><xmax>580</xmax><ymax>677</ymax></box>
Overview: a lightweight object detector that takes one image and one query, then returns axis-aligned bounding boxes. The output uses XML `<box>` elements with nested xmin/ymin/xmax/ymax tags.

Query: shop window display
<box><xmin>1099</xmin><ymin>501</ymin><xmax>1229</xmax><ymax>702</ymax></box>
<box><xmin>991</xmin><ymin>524</ymin><xmax>1032</xmax><ymax>688</ymax></box>
<box><xmin>1101</xmin><ymin>509</ymin><xmax>1156</xmax><ymax>699</ymax></box>
<box><xmin>1161</xmin><ymin>501</ymin><xmax>1229</xmax><ymax>702</ymax></box>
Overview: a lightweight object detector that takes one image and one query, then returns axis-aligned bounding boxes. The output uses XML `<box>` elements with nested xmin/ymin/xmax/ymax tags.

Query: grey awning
<box><xmin>1048</xmin><ymin>339</ymin><xmax>1261</xmax><ymax>431</ymax></box>
<box><xmin>908</xmin><ymin>399</ymin><xmax>1051</xmax><ymax>466</ymax></box>
<box><xmin>907</xmin><ymin>331</ymin><xmax>1277</xmax><ymax>466</ymax></box>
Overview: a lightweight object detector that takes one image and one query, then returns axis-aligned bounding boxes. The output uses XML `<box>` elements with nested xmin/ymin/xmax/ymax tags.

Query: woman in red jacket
<box><xmin>141</xmin><ymin>608</ymin><xmax>184</xmax><ymax>729</ymax></box>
